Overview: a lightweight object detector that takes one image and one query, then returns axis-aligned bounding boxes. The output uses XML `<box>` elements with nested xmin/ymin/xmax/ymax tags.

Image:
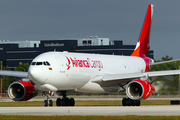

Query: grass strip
<box><xmin>0</xmin><ymin>115</ymin><xmax>180</xmax><ymax>120</ymax></box>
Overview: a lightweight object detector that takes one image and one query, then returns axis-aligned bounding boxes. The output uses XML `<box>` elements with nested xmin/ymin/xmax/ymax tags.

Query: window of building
<box><xmin>83</xmin><ymin>41</ymin><xmax>87</xmax><ymax>45</ymax></box>
<box><xmin>101</xmin><ymin>39</ymin><xmax>103</xmax><ymax>45</ymax></box>
<box><xmin>88</xmin><ymin>40</ymin><xmax>92</xmax><ymax>45</ymax></box>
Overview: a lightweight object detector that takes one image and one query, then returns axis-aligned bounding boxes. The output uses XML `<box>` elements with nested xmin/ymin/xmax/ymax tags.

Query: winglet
<box><xmin>131</xmin><ymin>4</ymin><xmax>154</xmax><ymax>58</ymax></box>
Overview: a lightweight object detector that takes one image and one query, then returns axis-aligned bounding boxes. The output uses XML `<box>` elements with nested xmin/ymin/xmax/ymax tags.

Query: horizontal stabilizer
<box><xmin>150</xmin><ymin>59</ymin><xmax>180</xmax><ymax>66</ymax></box>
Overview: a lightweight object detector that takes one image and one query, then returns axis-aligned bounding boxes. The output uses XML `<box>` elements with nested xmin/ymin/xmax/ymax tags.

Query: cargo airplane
<box><xmin>1</xmin><ymin>4</ymin><xmax>180</xmax><ymax>106</ymax></box>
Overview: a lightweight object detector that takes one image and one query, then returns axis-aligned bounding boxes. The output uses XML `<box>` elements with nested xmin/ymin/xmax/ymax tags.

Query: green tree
<box><xmin>2</xmin><ymin>62</ymin><xmax>30</xmax><ymax>91</ymax></box>
<box><xmin>14</xmin><ymin>62</ymin><xmax>29</xmax><ymax>72</ymax></box>
<box><xmin>151</xmin><ymin>55</ymin><xmax>180</xmax><ymax>71</ymax></box>
<box><xmin>151</xmin><ymin>55</ymin><xmax>180</xmax><ymax>93</ymax></box>
<box><xmin>0</xmin><ymin>65</ymin><xmax>17</xmax><ymax>93</ymax></box>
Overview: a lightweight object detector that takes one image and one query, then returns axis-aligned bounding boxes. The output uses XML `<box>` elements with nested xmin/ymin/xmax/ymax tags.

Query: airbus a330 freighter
<box><xmin>2</xmin><ymin>4</ymin><xmax>180</xmax><ymax>106</ymax></box>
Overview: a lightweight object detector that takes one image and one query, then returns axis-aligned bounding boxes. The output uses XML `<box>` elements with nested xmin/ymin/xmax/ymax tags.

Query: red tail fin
<box><xmin>131</xmin><ymin>4</ymin><xmax>154</xmax><ymax>58</ymax></box>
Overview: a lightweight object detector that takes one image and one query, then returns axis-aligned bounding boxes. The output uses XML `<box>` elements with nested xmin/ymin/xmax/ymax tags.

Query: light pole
<box><xmin>179</xmin><ymin>66</ymin><xmax>180</xmax><ymax>96</ymax></box>
<box><xmin>1</xmin><ymin>61</ymin><xmax>2</xmax><ymax>100</ymax></box>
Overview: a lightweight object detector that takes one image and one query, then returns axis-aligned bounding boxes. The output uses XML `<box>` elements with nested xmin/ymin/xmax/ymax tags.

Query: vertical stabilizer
<box><xmin>131</xmin><ymin>4</ymin><xmax>154</xmax><ymax>57</ymax></box>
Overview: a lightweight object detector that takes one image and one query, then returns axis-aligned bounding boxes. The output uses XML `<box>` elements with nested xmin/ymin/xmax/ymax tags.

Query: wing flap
<box><xmin>92</xmin><ymin>70</ymin><xmax>180</xmax><ymax>87</ymax></box>
<box><xmin>92</xmin><ymin>73</ymin><xmax>143</xmax><ymax>82</ymax></box>
<box><xmin>91</xmin><ymin>73</ymin><xmax>144</xmax><ymax>86</ymax></box>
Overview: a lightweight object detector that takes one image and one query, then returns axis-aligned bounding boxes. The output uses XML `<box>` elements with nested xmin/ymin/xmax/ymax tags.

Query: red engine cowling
<box><xmin>8</xmin><ymin>81</ymin><xmax>38</xmax><ymax>101</ymax></box>
<box><xmin>126</xmin><ymin>79</ymin><xmax>155</xmax><ymax>100</ymax></box>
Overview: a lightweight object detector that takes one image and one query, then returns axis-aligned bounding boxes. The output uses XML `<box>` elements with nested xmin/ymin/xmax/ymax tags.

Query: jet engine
<box><xmin>126</xmin><ymin>79</ymin><xmax>155</xmax><ymax>100</ymax></box>
<box><xmin>8</xmin><ymin>81</ymin><xmax>38</xmax><ymax>101</ymax></box>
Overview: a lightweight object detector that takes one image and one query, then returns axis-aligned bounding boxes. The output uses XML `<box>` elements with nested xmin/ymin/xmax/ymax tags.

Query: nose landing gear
<box><xmin>44</xmin><ymin>94</ymin><xmax>53</xmax><ymax>107</ymax></box>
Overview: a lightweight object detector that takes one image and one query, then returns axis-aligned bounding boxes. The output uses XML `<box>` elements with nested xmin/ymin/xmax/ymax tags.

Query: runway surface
<box><xmin>0</xmin><ymin>106</ymin><xmax>180</xmax><ymax>116</ymax></box>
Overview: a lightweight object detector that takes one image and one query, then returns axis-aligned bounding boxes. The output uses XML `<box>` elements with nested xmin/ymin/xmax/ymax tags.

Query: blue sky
<box><xmin>0</xmin><ymin>0</ymin><xmax>180</xmax><ymax>59</ymax></box>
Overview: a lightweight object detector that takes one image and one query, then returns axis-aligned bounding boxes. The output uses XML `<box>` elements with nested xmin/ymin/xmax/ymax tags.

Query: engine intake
<box><xmin>126</xmin><ymin>80</ymin><xmax>155</xmax><ymax>100</ymax></box>
<box><xmin>8</xmin><ymin>81</ymin><xmax>38</xmax><ymax>101</ymax></box>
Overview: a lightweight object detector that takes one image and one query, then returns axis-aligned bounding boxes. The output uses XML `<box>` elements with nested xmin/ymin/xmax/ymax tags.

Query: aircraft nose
<box><xmin>28</xmin><ymin>66</ymin><xmax>46</xmax><ymax>85</ymax></box>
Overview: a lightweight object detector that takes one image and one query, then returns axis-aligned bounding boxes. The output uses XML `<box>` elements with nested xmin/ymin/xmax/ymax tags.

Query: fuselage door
<box><xmin>55</xmin><ymin>57</ymin><xmax>65</xmax><ymax>73</ymax></box>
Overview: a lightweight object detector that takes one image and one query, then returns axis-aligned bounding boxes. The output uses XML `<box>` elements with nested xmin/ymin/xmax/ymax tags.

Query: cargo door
<box><xmin>55</xmin><ymin>57</ymin><xmax>65</xmax><ymax>73</ymax></box>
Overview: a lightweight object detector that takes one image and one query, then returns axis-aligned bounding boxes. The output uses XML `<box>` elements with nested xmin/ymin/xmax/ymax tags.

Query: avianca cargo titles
<box><xmin>66</xmin><ymin>56</ymin><xmax>103</xmax><ymax>71</ymax></box>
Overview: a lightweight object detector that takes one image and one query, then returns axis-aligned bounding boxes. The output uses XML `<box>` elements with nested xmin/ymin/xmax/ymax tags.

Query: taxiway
<box><xmin>0</xmin><ymin>106</ymin><xmax>180</xmax><ymax>116</ymax></box>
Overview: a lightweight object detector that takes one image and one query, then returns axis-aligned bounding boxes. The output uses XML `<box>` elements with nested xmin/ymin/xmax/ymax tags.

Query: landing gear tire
<box><xmin>56</xmin><ymin>91</ymin><xmax>75</xmax><ymax>107</ymax></box>
<box><xmin>135</xmin><ymin>100</ymin><xmax>140</xmax><ymax>106</ymax></box>
<box><xmin>44</xmin><ymin>100</ymin><xmax>48</xmax><ymax>107</ymax></box>
<box><xmin>131</xmin><ymin>100</ymin><xmax>136</xmax><ymax>106</ymax></box>
<box><xmin>56</xmin><ymin>97</ymin><xmax>75</xmax><ymax>106</ymax></box>
<box><xmin>69</xmin><ymin>98</ymin><xmax>75</xmax><ymax>106</ymax></box>
<box><xmin>43</xmin><ymin>94</ymin><xmax>53</xmax><ymax>107</ymax></box>
<box><xmin>56</xmin><ymin>98</ymin><xmax>62</xmax><ymax>106</ymax></box>
<box><xmin>122</xmin><ymin>98</ymin><xmax>141</xmax><ymax>106</ymax></box>
<box><xmin>49</xmin><ymin>100</ymin><xmax>53</xmax><ymax>107</ymax></box>
<box><xmin>122</xmin><ymin>98</ymin><xmax>127</xmax><ymax>106</ymax></box>
<box><xmin>56</xmin><ymin>98</ymin><xmax>61</xmax><ymax>106</ymax></box>
<box><xmin>62</xmin><ymin>97</ymin><xmax>69</xmax><ymax>106</ymax></box>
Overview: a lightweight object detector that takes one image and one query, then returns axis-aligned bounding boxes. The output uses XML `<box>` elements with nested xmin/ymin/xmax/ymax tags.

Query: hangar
<box><xmin>0</xmin><ymin>37</ymin><xmax>153</xmax><ymax>69</ymax></box>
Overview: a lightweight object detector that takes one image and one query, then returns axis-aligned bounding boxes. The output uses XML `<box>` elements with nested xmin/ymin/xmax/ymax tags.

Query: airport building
<box><xmin>0</xmin><ymin>37</ymin><xmax>154</xmax><ymax>69</ymax></box>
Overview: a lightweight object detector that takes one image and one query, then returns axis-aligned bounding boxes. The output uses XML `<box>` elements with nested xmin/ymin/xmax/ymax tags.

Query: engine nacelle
<box><xmin>126</xmin><ymin>80</ymin><xmax>155</xmax><ymax>100</ymax></box>
<box><xmin>8</xmin><ymin>81</ymin><xmax>38</xmax><ymax>101</ymax></box>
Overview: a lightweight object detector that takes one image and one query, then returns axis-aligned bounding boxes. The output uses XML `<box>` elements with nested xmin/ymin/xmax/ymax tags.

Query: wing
<box><xmin>91</xmin><ymin>69</ymin><xmax>180</xmax><ymax>87</ymax></box>
<box><xmin>0</xmin><ymin>70</ymin><xmax>28</xmax><ymax>78</ymax></box>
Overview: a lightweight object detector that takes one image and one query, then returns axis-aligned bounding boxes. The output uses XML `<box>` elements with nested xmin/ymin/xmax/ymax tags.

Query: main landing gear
<box><xmin>56</xmin><ymin>91</ymin><xmax>75</xmax><ymax>106</ymax></box>
<box><xmin>122</xmin><ymin>98</ymin><xmax>140</xmax><ymax>106</ymax></box>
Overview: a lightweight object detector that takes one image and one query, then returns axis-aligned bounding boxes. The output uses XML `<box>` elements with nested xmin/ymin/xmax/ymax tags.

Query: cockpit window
<box><xmin>46</xmin><ymin>61</ymin><xmax>50</xmax><ymax>66</ymax></box>
<box><xmin>43</xmin><ymin>62</ymin><xmax>47</xmax><ymax>65</ymax></box>
<box><xmin>31</xmin><ymin>61</ymin><xmax>50</xmax><ymax>66</ymax></box>
<box><xmin>31</xmin><ymin>62</ymin><xmax>36</xmax><ymax>65</ymax></box>
<box><xmin>36</xmin><ymin>62</ymin><xmax>42</xmax><ymax>65</ymax></box>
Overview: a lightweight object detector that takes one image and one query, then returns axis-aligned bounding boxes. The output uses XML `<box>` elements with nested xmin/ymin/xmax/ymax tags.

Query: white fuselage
<box><xmin>28</xmin><ymin>51</ymin><xmax>146</xmax><ymax>93</ymax></box>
